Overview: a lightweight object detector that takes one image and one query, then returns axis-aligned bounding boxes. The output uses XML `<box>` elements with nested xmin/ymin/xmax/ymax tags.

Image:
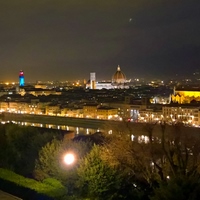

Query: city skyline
<box><xmin>0</xmin><ymin>1</ymin><xmax>200</xmax><ymax>82</ymax></box>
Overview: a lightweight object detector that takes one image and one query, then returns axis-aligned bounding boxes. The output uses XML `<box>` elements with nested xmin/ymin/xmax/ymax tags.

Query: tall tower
<box><xmin>90</xmin><ymin>72</ymin><xmax>96</xmax><ymax>89</ymax></box>
<box><xmin>19</xmin><ymin>70</ymin><xmax>25</xmax><ymax>86</ymax></box>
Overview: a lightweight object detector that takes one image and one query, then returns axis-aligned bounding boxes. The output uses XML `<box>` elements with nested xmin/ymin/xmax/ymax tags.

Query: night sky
<box><xmin>0</xmin><ymin>0</ymin><xmax>200</xmax><ymax>82</ymax></box>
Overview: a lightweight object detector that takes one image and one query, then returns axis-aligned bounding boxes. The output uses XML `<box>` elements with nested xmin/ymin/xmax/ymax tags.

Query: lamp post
<box><xmin>62</xmin><ymin>152</ymin><xmax>76</xmax><ymax>195</ymax></box>
<box><xmin>63</xmin><ymin>153</ymin><xmax>75</xmax><ymax>165</ymax></box>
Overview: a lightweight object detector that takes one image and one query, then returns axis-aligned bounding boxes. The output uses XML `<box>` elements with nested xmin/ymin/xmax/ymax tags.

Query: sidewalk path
<box><xmin>0</xmin><ymin>190</ymin><xmax>22</xmax><ymax>200</ymax></box>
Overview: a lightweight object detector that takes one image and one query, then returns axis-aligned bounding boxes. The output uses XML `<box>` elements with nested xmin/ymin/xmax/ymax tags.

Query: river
<box><xmin>0</xmin><ymin>119</ymin><xmax>101</xmax><ymax>135</ymax></box>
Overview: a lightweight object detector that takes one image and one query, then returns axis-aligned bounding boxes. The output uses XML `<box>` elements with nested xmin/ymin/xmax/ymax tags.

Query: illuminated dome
<box><xmin>112</xmin><ymin>65</ymin><xmax>126</xmax><ymax>84</ymax></box>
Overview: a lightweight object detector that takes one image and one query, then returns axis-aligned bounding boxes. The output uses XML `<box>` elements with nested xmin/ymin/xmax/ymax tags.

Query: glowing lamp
<box><xmin>63</xmin><ymin>153</ymin><xmax>75</xmax><ymax>165</ymax></box>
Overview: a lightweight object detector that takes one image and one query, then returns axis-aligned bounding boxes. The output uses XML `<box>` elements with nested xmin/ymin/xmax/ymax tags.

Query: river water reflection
<box><xmin>1</xmin><ymin>119</ymin><xmax>152</xmax><ymax>143</ymax></box>
<box><xmin>1</xmin><ymin>120</ymin><xmax>102</xmax><ymax>135</ymax></box>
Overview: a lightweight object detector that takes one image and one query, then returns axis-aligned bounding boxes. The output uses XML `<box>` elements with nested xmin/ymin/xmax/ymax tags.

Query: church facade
<box><xmin>171</xmin><ymin>88</ymin><xmax>200</xmax><ymax>104</ymax></box>
<box><xmin>87</xmin><ymin>65</ymin><xmax>130</xmax><ymax>90</ymax></box>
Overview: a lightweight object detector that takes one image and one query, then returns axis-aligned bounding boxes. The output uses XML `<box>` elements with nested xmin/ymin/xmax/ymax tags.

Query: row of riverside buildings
<box><xmin>0</xmin><ymin>81</ymin><xmax>200</xmax><ymax>127</ymax></box>
<box><xmin>0</xmin><ymin>96</ymin><xmax>199</xmax><ymax>127</ymax></box>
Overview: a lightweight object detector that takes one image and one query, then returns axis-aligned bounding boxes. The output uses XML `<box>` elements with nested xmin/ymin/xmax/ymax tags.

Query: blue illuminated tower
<box><xmin>19</xmin><ymin>70</ymin><xmax>25</xmax><ymax>86</ymax></box>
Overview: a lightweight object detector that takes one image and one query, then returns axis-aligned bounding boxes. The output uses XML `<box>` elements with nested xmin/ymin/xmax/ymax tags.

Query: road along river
<box><xmin>1</xmin><ymin>112</ymin><xmax>200</xmax><ymax>138</ymax></box>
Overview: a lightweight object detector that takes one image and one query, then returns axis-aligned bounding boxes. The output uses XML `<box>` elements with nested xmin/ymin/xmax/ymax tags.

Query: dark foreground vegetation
<box><xmin>0</xmin><ymin>122</ymin><xmax>200</xmax><ymax>199</ymax></box>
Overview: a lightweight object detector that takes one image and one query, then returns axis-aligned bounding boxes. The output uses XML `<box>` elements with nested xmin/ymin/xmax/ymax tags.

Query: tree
<box><xmin>151</xmin><ymin>175</ymin><xmax>200</xmax><ymax>200</ymax></box>
<box><xmin>2</xmin><ymin>123</ymin><xmax>58</xmax><ymax>175</ymax></box>
<box><xmin>34</xmin><ymin>138</ymin><xmax>93</xmax><ymax>195</ymax></box>
<box><xmin>101</xmin><ymin>134</ymin><xmax>156</xmax><ymax>199</ymax></box>
<box><xmin>77</xmin><ymin>145</ymin><xmax>123</xmax><ymax>200</ymax></box>
<box><xmin>150</xmin><ymin>122</ymin><xmax>200</xmax><ymax>180</ymax></box>
<box><xmin>101</xmin><ymin>122</ymin><xmax>200</xmax><ymax>198</ymax></box>
<box><xmin>34</xmin><ymin>138</ymin><xmax>62</xmax><ymax>180</ymax></box>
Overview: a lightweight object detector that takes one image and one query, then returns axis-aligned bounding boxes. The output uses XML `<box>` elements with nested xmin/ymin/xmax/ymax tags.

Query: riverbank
<box><xmin>1</xmin><ymin>112</ymin><xmax>108</xmax><ymax>129</ymax></box>
<box><xmin>1</xmin><ymin>112</ymin><xmax>200</xmax><ymax>137</ymax></box>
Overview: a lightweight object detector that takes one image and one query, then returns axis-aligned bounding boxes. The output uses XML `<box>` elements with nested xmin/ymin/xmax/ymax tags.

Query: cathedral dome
<box><xmin>112</xmin><ymin>65</ymin><xmax>126</xmax><ymax>84</ymax></box>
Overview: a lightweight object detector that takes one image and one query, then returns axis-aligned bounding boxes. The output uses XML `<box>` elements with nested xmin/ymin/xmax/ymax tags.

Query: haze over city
<box><xmin>0</xmin><ymin>0</ymin><xmax>200</xmax><ymax>82</ymax></box>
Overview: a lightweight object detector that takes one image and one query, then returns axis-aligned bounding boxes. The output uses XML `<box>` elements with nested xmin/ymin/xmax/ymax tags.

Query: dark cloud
<box><xmin>0</xmin><ymin>0</ymin><xmax>200</xmax><ymax>82</ymax></box>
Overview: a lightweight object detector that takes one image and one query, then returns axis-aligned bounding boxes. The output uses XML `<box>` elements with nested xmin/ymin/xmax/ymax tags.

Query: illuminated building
<box><xmin>162</xmin><ymin>105</ymin><xmax>200</xmax><ymax>126</ymax></box>
<box><xmin>171</xmin><ymin>87</ymin><xmax>200</xmax><ymax>104</ymax></box>
<box><xmin>90</xmin><ymin>72</ymin><xmax>96</xmax><ymax>89</ymax></box>
<box><xmin>82</xmin><ymin>103</ymin><xmax>118</xmax><ymax>119</ymax></box>
<box><xmin>138</xmin><ymin>109</ymin><xmax>163</xmax><ymax>123</ymax></box>
<box><xmin>83</xmin><ymin>103</ymin><xmax>98</xmax><ymax>118</ymax></box>
<box><xmin>97</xmin><ymin>107</ymin><xmax>118</xmax><ymax>120</ymax></box>
<box><xmin>112</xmin><ymin>65</ymin><xmax>126</xmax><ymax>84</ymax></box>
<box><xmin>45</xmin><ymin>104</ymin><xmax>60</xmax><ymax>115</ymax></box>
<box><xmin>86</xmin><ymin>65</ymin><xmax>129</xmax><ymax>89</ymax></box>
<box><xmin>17</xmin><ymin>88</ymin><xmax>62</xmax><ymax>97</ymax></box>
<box><xmin>19</xmin><ymin>70</ymin><xmax>25</xmax><ymax>86</ymax></box>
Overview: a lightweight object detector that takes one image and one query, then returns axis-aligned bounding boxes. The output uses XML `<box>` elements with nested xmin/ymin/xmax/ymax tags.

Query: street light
<box><xmin>63</xmin><ymin>153</ymin><xmax>75</xmax><ymax>165</ymax></box>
